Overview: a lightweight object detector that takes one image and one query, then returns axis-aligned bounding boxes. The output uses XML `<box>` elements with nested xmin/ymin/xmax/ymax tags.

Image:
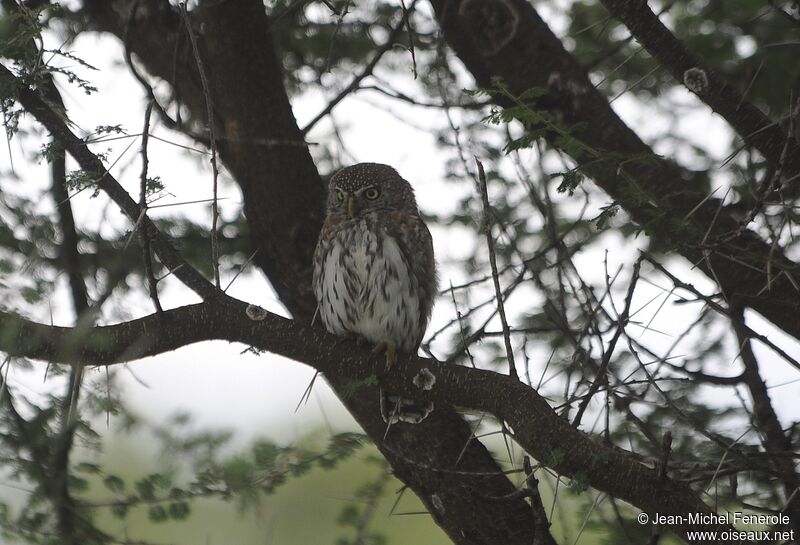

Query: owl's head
<box><xmin>327</xmin><ymin>163</ymin><xmax>419</xmax><ymax>218</ymax></box>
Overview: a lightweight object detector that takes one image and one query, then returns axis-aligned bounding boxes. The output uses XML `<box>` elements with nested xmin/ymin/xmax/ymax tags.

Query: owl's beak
<box><xmin>347</xmin><ymin>196</ymin><xmax>358</xmax><ymax>218</ymax></box>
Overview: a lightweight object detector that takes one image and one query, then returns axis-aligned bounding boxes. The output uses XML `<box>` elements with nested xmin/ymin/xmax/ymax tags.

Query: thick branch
<box><xmin>0</xmin><ymin>301</ymin><xmax>744</xmax><ymax>544</ymax></box>
<box><xmin>732</xmin><ymin>310</ymin><xmax>800</xmax><ymax>533</ymax></box>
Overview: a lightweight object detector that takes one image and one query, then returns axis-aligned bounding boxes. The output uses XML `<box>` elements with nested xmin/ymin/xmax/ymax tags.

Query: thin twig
<box><xmin>123</xmin><ymin>0</ymin><xmax>180</xmax><ymax>132</ymax></box>
<box><xmin>0</xmin><ymin>63</ymin><xmax>217</xmax><ymax>299</ymax></box>
<box><xmin>398</xmin><ymin>0</ymin><xmax>418</xmax><ymax>78</ymax></box>
<box><xmin>359</xmin><ymin>84</ymin><xmax>490</xmax><ymax>109</ymax></box>
<box><xmin>448</xmin><ymin>281</ymin><xmax>476</xmax><ymax>369</ymax></box>
<box><xmin>180</xmin><ymin>2</ymin><xmax>221</xmax><ymax>289</ymax></box>
<box><xmin>475</xmin><ymin>158</ymin><xmax>518</xmax><ymax>380</ymax></box>
<box><xmin>139</xmin><ymin>100</ymin><xmax>163</xmax><ymax>314</ymax></box>
<box><xmin>722</xmin><ymin>90</ymin><xmax>794</xmax><ymax>243</ymax></box>
<box><xmin>224</xmin><ymin>249</ymin><xmax>259</xmax><ymax>293</ymax></box>
<box><xmin>39</xmin><ymin>74</ymin><xmax>89</xmax><ymax>487</ymax></box>
<box><xmin>324</xmin><ymin>0</ymin><xmax>352</xmax><ymax>73</ymax></box>
<box><xmin>730</xmin><ymin>307</ymin><xmax>800</xmax><ymax>524</ymax></box>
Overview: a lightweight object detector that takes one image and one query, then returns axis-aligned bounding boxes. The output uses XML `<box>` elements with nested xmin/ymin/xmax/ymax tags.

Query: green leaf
<box><xmin>337</xmin><ymin>504</ymin><xmax>359</xmax><ymax>526</ymax></box>
<box><xmin>150</xmin><ymin>472</ymin><xmax>173</xmax><ymax>490</ymax></box>
<box><xmin>148</xmin><ymin>505</ymin><xmax>168</xmax><ymax>523</ymax></box>
<box><xmin>168</xmin><ymin>501</ymin><xmax>191</xmax><ymax>520</ymax></box>
<box><xmin>75</xmin><ymin>462</ymin><xmax>102</xmax><ymax>474</ymax></box>
<box><xmin>593</xmin><ymin>203</ymin><xmax>620</xmax><ymax>230</ymax></box>
<box><xmin>103</xmin><ymin>475</ymin><xmax>125</xmax><ymax>493</ymax></box>
<box><xmin>518</xmin><ymin>86</ymin><xmax>548</xmax><ymax>101</ymax></box>
<box><xmin>135</xmin><ymin>478</ymin><xmax>156</xmax><ymax>501</ymax></box>
<box><xmin>20</xmin><ymin>286</ymin><xmax>42</xmax><ymax>304</ymax></box>
<box><xmin>222</xmin><ymin>456</ymin><xmax>255</xmax><ymax>491</ymax></box>
<box><xmin>69</xmin><ymin>476</ymin><xmax>89</xmax><ymax>492</ymax></box>
<box><xmin>567</xmin><ymin>473</ymin><xmax>590</xmax><ymax>494</ymax></box>
<box><xmin>111</xmin><ymin>504</ymin><xmax>129</xmax><ymax>519</ymax></box>
<box><xmin>556</xmin><ymin>171</ymin><xmax>584</xmax><ymax>196</ymax></box>
<box><xmin>252</xmin><ymin>440</ymin><xmax>280</xmax><ymax>468</ymax></box>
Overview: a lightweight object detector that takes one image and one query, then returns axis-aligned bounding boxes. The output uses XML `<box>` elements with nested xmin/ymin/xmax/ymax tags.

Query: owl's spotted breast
<box><xmin>313</xmin><ymin>216</ymin><xmax>423</xmax><ymax>353</ymax></box>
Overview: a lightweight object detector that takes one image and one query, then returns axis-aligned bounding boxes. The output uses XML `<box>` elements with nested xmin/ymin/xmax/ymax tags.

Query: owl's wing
<box><xmin>382</xmin><ymin>211</ymin><xmax>438</xmax><ymax>325</ymax></box>
<box><xmin>312</xmin><ymin>216</ymin><xmax>348</xmax><ymax>325</ymax></box>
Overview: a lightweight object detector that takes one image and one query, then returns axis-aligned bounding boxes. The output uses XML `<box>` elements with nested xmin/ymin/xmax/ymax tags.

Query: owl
<box><xmin>313</xmin><ymin>163</ymin><xmax>438</xmax><ymax>424</ymax></box>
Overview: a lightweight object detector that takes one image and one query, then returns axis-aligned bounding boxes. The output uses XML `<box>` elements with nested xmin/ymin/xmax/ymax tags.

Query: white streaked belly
<box><xmin>316</xmin><ymin>220</ymin><xmax>421</xmax><ymax>352</ymax></box>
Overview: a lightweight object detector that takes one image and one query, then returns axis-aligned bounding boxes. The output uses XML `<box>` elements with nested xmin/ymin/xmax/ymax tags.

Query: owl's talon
<box><xmin>372</xmin><ymin>340</ymin><xmax>397</xmax><ymax>369</ymax></box>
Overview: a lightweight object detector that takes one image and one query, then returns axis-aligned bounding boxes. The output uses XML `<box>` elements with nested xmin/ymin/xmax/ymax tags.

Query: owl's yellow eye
<box><xmin>364</xmin><ymin>187</ymin><xmax>380</xmax><ymax>200</ymax></box>
<box><xmin>336</xmin><ymin>190</ymin><xmax>345</xmax><ymax>203</ymax></box>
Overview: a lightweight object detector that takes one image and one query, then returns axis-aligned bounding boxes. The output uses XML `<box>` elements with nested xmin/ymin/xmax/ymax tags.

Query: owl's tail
<box><xmin>380</xmin><ymin>389</ymin><xmax>433</xmax><ymax>424</ymax></box>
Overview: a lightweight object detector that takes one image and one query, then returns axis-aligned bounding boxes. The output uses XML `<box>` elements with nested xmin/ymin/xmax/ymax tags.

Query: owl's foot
<box><xmin>372</xmin><ymin>340</ymin><xmax>397</xmax><ymax>369</ymax></box>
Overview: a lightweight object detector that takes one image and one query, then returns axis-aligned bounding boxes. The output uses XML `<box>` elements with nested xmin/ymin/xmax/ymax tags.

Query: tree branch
<box><xmin>138</xmin><ymin>100</ymin><xmax>164</xmax><ymax>314</ymax></box>
<box><xmin>732</xmin><ymin>308</ymin><xmax>800</xmax><ymax>534</ymax></box>
<box><xmin>0</xmin><ymin>300</ymin><xmax>747</xmax><ymax>544</ymax></box>
<box><xmin>475</xmin><ymin>158</ymin><xmax>518</xmax><ymax>380</ymax></box>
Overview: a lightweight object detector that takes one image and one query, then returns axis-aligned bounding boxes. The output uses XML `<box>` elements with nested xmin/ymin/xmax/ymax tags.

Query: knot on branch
<box><xmin>245</xmin><ymin>304</ymin><xmax>268</xmax><ymax>321</ymax></box>
<box><xmin>459</xmin><ymin>0</ymin><xmax>519</xmax><ymax>57</ymax></box>
<box><xmin>683</xmin><ymin>67</ymin><xmax>708</xmax><ymax>94</ymax></box>
<box><xmin>412</xmin><ymin>367</ymin><xmax>436</xmax><ymax>390</ymax></box>
<box><xmin>430</xmin><ymin>493</ymin><xmax>445</xmax><ymax>515</ymax></box>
